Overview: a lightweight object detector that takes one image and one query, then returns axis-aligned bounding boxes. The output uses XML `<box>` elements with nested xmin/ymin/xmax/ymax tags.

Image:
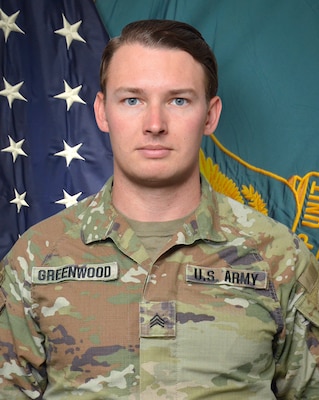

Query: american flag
<box><xmin>0</xmin><ymin>0</ymin><xmax>113</xmax><ymax>259</ymax></box>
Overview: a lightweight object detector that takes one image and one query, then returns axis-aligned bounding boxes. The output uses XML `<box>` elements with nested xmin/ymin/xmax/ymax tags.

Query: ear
<box><xmin>203</xmin><ymin>96</ymin><xmax>222</xmax><ymax>136</ymax></box>
<box><xmin>94</xmin><ymin>91</ymin><xmax>109</xmax><ymax>132</ymax></box>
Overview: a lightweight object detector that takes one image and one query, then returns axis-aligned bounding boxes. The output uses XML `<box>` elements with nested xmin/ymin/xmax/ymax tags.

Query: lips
<box><xmin>138</xmin><ymin>144</ymin><xmax>172</xmax><ymax>158</ymax></box>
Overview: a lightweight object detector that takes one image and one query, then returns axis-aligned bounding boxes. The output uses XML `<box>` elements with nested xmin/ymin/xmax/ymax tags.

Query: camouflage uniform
<box><xmin>0</xmin><ymin>176</ymin><xmax>319</xmax><ymax>399</ymax></box>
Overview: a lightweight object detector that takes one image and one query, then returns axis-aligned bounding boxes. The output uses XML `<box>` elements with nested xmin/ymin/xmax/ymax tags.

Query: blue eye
<box><xmin>125</xmin><ymin>98</ymin><xmax>139</xmax><ymax>106</ymax></box>
<box><xmin>173</xmin><ymin>98</ymin><xmax>187</xmax><ymax>106</ymax></box>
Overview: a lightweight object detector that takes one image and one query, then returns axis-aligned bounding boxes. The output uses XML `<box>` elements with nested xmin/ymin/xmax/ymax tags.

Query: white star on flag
<box><xmin>54</xmin><ymin>140</ymin><xmax>85</xmax><ymax>167</ymax></box>
<box><xmin>54</xmin><ymin>14</ymin><xmax>86</xmax><ymax>49</ymax></box>
<box><xmin>54</xmin><ymin>80</ymin><xmax>86</xmax><ymax>111</ymax></box>
<box><xmin>1</xmin><ymin>135</ymin><xmax>28</xmax><ymax>162</ymax></box>
<box><xmin>0</xmin><ymin>9</ymin><xmax>25</xmax><ymax>42</ymax></box>
<box><xmin>0</xmin><ymin>0</ymin><xmax>113</xmax><ymax>260</ymax></box>
<box><xmin>55</xmin><ymin>190</ymin><xmax>82</xmax><ymax>208</ymax></box>
<box><xmin>10</xmin><ymin>189</ymin><xmax>29</xmax><ymax>213</ymax></box>
<box><xmin>0</xmin><ymin>77</ymin><xmax>27</xmax><ymax>108</ymax></box>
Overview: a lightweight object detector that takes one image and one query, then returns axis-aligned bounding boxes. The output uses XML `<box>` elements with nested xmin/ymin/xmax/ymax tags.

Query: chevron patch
<box><xmin>139</xmin><ymin>301</ymin><xmax>176</xmax><ymax>338</ymax></box>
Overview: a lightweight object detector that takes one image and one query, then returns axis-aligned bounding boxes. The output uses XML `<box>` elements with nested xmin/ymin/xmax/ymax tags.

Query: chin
<box><xmin>132</xmin><ymin>172</ymin><xmax>191</xmax><ymax>189</ymax></box>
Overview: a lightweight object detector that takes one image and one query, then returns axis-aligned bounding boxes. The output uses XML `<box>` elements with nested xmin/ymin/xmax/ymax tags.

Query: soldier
<box><xmin>0</xmin><ymin>19</ymin><xmax>319</xmax><ymax>399</ymax></box>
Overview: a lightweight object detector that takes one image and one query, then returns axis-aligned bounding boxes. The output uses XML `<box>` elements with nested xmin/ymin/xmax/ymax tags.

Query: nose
<box><xmin>143</xmin><ymin>103</ymin><xmax>167</xmax><ymax>135</ymax></box>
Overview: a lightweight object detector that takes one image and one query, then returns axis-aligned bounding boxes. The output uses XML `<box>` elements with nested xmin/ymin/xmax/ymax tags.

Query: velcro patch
<box><xmin>140</xmin><ymin>301</ymin><xmax>176</xmax><ymax>338</ymax></box>
<box><xmin>32</xmin><ymin>263</ymin><xmax>118</xmax><ymax>284</ymax></box>
<box><xmin>186</xmin><ymin>265</ymin><xmax>268</xmax><ymax>289</ymax></box>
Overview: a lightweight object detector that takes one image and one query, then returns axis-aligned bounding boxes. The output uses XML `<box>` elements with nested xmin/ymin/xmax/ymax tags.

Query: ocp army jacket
<box><xmin>0</xmin><ymin>177</ymin><xmax>319</xmax><ymax>399</ymax></box>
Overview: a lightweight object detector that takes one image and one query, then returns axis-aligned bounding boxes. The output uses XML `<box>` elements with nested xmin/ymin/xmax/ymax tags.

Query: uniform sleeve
<box><xmin>0</xmin><ymin>252</ymin><xmax>47</xmax><ymax>399</ymax></box>
<box><xmin>274</xmin><ymin>247</ymin><xmax>319</xmax><ymax>399</ymax></box>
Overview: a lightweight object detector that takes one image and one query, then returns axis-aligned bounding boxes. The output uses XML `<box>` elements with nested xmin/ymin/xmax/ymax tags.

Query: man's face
<box><xmin>95</xmin><ymin>43</ymin><xmax>221</xmax><ymax>189</ymax></box>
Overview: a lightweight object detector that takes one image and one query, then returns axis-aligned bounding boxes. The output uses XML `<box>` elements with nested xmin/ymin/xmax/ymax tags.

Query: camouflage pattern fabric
<box><xmin>0</xmin><ymin>176</ymin><xmax>319</xmax><ymax>399</ymax></box>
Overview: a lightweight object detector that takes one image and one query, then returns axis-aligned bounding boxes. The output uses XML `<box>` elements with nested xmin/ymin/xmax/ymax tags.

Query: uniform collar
<box><xmin>179</xmin><ymin>177</ymin><xmax>227</xmax><ymax>244</ymax></box>
<box><xmin>81</xmin><ymin>176</ymin><xmax>227</xmax><ymax>246</ymax></box>
<box><xmin>81</xmin><ymin>177</ymin><xmax>121</xmax><ymax>245</ymax></box>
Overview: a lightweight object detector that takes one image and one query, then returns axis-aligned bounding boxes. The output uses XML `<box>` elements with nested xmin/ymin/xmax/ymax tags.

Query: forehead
<box><xmin>106</xmin><ymin>43</ymin><xmax>206</xmax><ymax>89</ymax></box>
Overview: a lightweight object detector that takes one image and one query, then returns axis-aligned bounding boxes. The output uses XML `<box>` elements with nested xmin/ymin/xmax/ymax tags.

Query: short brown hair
<box><xmin>99</xmin><ymin>19</ymin><xmax>218</xmax><ymax>100</ymax></box>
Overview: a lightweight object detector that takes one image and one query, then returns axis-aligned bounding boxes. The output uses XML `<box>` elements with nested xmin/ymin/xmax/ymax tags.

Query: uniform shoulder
<box><xmin>212</xmin><ymin>190</ymin><xmax>313</xmax><ymax>277</ymax></box>
<box><xmin>213</xmin><ymin>190</ymin><xmax>290</xmax><ymax>233</ymax></box>
<box><xmin>2</xmin><ymin>192</ymin><xmax>96</xmax><ymax>266</ymax></box>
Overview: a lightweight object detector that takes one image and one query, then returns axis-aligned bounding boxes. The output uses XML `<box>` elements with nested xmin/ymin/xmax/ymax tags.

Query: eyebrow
<box><xmin>114</xmin><ymin>87</ymin><xmax>143</xmax><ymax>95</ymax></box>
<box><xmin>114</xmin><ymin>87</ymin><xmax>198</xmax><ymax>97</ymax></box>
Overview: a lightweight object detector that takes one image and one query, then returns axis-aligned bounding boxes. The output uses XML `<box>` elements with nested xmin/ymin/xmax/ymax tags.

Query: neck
<box><xmin>111</xmin><ymin>174</ymin><xmax>201</xmax><ymax>222</ymax></box>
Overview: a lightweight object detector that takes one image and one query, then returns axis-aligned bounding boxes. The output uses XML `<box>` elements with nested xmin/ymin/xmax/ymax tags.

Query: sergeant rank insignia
<box><xmin>139</xmin><ymin>301</ymin><xmax>176</xmax><ymax>338</ymax></box>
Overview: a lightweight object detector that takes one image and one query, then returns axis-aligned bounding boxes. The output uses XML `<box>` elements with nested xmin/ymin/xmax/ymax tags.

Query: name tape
<box><xmin>186</xmin><ymin>265</ymin><xmax>268</xmax><ymax>289</ymax></box>
<box><xmin>32</xmin><ymin>263</ymin><xmax>118</xmax><ymax>284</ymax></box>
